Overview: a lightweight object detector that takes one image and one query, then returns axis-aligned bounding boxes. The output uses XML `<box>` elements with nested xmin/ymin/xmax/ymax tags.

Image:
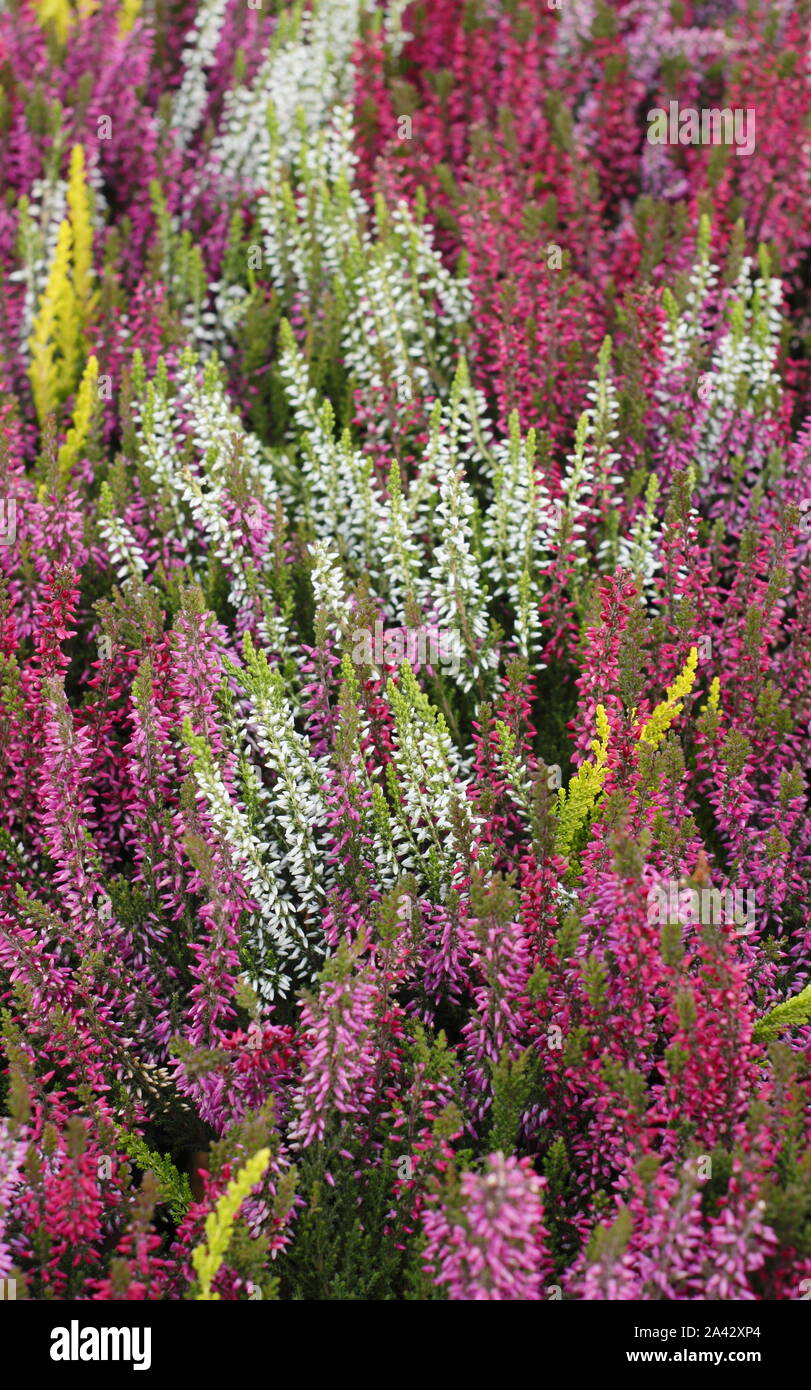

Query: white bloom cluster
<box><xmin>558</xmin><ymin>337</ymin><xmax>624</xmax><ymax>576</ymax></box>
<box><xmin>212</xmin><ymin>0</ymin><xmax>377</xmax><ymax>190</ymax></box>
<box><xmin>483</xmin><ymin>410</ymin><xmax>551</xmax><ymax>662</ymax></box>
<box><xmin>126</xmin><ymin>349</ymin><xmax>291</xmax><ymax>651</ymax></box>
<box><xmin>185</xmin><ymin>727</ymin><xmax>315</xmax><ymax>1001</ymax></box>
<box><xmin>659</xmin><ymin>214</ymin><xmax>720</xmax><ymax>374</ymax></box>
<box><xmin>385</xmin><ymin>665</ymin><xmax>479</xmax><ymax>892</ymax></box>
<box><xmin>129</xmin><ymin>358</ymin><xmax>194</xmax><ymax>564</ymax></box>
<box><xmin>693</xmin><ymin>252</ymin><xmax>783</xmax><ymax>479</ymax></box>
<box><xmin>171</xmin><ymin>0</ymin><xmax>231</xmax><ymax>146</ymax></box>
<box><xmin>259</xmin><ymin>103</ymin><xmax>471</xmax><ymax>422</ymax></box>
<box><xmin>97</xmin><ymin>492</ymin><xmax>149</xmax><ymax>585</ymax></box>
<box><xmin>309</xmin><ymin>538</ymin><xmax>355</xmax><ymax>639</ymax></box>
<box><xmin>616</xmin><ymin>471</ymin><xmax>662</xmax><ymax>598</ymax></box>
<box><xmin>278</xmin><ymin>325</ymin><xmax>388</xmax><ymax>581</ymax></box>
<box><xmin>241</xmin><ymin>639</ymin><xmax>331</xmax><ymax>923</ymax></box>
<box><xmin>378</xmin><ymin>458</ymin><xmax>424</xmax><ymax>626</ymax></box>
<box><xmin>427</xmin><ymin>367</ymin><xmax>497</xmax><ymax>690</ymax></box>
<box><xmin>258</xmin><ymin>103</ymin><xmax>366</xmax><ymax>297</ymax></box>
<box><xmin>342</xmin><ymin>198</ymin><xmax>472</xmax><ymax>404</ymax></box>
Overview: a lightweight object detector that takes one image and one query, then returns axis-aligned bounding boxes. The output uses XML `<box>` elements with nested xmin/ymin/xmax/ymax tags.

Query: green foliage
<box><xmin>274</xmin><ymin>1146</ymin><xmax>410</xmax><ymax>1299</ymax></box>
<box><xmin>759</xmin><ymin>1048</ymin><xmax>811</xmax><ymax>1264</ymax></box>
<box><xmin>488</xmin><ymin>1047</ymin><xmax>536</xmax><ymax>1154</ymax></box>
<box><xmin>117</xmin><ymin>1129</ymin><xmax>192</xmax><ymax>1223</ymax></box>
<box><xmin>586</xmin><ymin>1204</ymin><xmax>633</xmax><ymax>1266</ymax></box>
<box><xmin>753</xmin><ymin>982</ymin><xmax>811</xmax><ymax>1044</ymax></box>
<box><xmin>542</xmin><ymin>1137</ymin><xmax>581</xmax><ymax>1273</ymax></box>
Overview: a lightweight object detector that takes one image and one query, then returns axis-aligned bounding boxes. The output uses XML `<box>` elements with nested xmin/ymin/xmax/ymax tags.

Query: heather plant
<box><xmin>0</xmin><ymin>0</ymin><xmax>810</xmax><ymax>1305</ymax></box>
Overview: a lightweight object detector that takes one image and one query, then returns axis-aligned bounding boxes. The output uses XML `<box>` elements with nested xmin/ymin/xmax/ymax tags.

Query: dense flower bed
<box><xmin>1</xmin><ymin>0</ymin><xmax>810</xmax><ymax>1301</ymax></box>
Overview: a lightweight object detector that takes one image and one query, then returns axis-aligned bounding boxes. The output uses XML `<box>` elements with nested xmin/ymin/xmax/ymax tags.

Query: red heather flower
<box><xmin>184</xmin><ymin>889</ymin><xmax>244</xmax><ymax>1048</ymax></box>
<box><xmin>470</xmin><ymin>664</ymin><xmax>539</xmax><ymax>861</ymax></box>
<box><xmin>416</xmin><ymin>899</ymin><xmax>476</xmax><ymax>1021</ymax></box>
<box><xmin>31</xmin><ymin>567</ymin><xmax>80</xmax><ymax>680</ymax></box>
<box><xmin>176</xmin><ymin>1021</ymin><xmax>298</xmax><ymax>1132</ymax></box>
<box><xmin>10</xmin><ymin>1118</ymin><xmax>124</xmax><ymax>1299</ymax></box>
<box><xmin>37</xmin><ymin>675</ymin><xmax>101</xmax><ymax>928</ymax></box>
<box><xmin>570</xmin><ymin>571</ymin><xmax>637</xmax><ymax>766</ymax></box>
<box><xmin>422</xmin><ymin>1152</ymin><xmax>552</xmax><ymax>1301</ymax></box>
<box><xmin>652</xmin><ymin>923</ymin><xmax>761</xmax><ymax>1157</ymax></box>
<box><xmin>89</xmin><ymin>1229</ymin><xmax>172</xmax><ymax>1302</ymax></box>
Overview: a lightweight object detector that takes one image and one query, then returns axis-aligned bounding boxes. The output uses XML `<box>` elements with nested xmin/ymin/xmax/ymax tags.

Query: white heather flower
<box><xmin>426</xmin><ymin>364</ymin><xmax>497</xmax><ymax>689</ymax></box>
<box><xmin>690</xmin><ymin>253</ymin><xmax>783</xmax><ymax>480</ymax></box>
<box><xmin>555</xmin><ymin>337</ymin><xmax>625</xmax><ymax>577</ymax></box>
<box><xmin>379</xmin><ymin>458</ymin><xmax>424</xmax><ymax>627</ymax></box>
<box><xmin>483</xmin><ymin>410</ymin><xmax>549</xmax><ymax>662</ymax></box>
<box><xmin>185</xmin><ymin>729</ymin><xmax>315</xmax><ymax>1001</ymax></box>
<box><xmin>278</xmin><ymin>328</ymin><xmax>388</xmax><ymax>578</ymax></box>
<box><xmin>309</xmin><ymin>539</ymin><xmax>355</xmax><ymax>640</ymax></box>
<box><xmin>212</xmin><ymin>0</ymin><xmax>375</xmax><ymax>191</ymax></box>
<box><xmin>130</xmin><ymin>349</ymin><xmax>281</xmax><ymax>627</ymax></box>
<box><xmin>171</xmin><ymin>0</ymin><xmax>230</xmax><ymax>146</ymax></box>
<box><xmin>386</xmin><ymin>664</ymin><xmax>480</xmax><ymax>890</ymax></box>
<box><xmin>241</xmin><ymin>637</ymin><xmax>330</xmax><ymax>929</ymax></box>
<box><xmin>659</xmin><ymin>214</ymin><xmax>719</xmax><ymax>376</ymax></box>
<box><xmin>97</xmin><ymin>513</ymin><xmax>148</xmax><ymax>585</ymax></box>
<box><xmin>616</xmin><ymin>471</ymin><xmax>662</xmax><ymax>600</ymax></box>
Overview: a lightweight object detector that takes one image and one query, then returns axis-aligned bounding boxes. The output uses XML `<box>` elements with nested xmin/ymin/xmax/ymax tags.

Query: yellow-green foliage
<box><xmin>554</xmin><ymin>704</ymin><xmax>610</xmax><ymax>859</ymax></box>
<box><xmin>191</xmin><ymin>1148</ymin><xmax>271</xmax><ymax>1301</ymax></box>
<box><xmin>28</xmin><ymin>144</ymin><xmax>96</xmax><ymax>426</ymax></box>
<box><xmin>57</xmin><ymin>354</ymin><xmax>99</xmax><ymax>485</ymax></box>
<box><xmin>67</xmin><ymin>145</ymin><xmax>96</xmax><ymax>322</ymax></box>
<box><xmin>29</xmin><ymin>219</ymin><xmax>75</xmax><ymax>425</ymax></box>
<box><xmin>118</xmin><ymin>0</ymin><xmax>141</xmax><ymax>34</ymax></box>
<box><xmin>36</xmin><ymin>0</ymin><xmax>99</xmax><ymax>41</ymax></box>
<box><xmin>635</xmin><ymin>647</ymin><xmax>698</xmax><ymax>750</ymax></box>
<box><xmin>753</xmin><ymin>982</ymin><xmax>811</xmax><ymax>1044</ymax></box>
<box><xmin>35</xmin><ymin>0</ymin><xmax>73</xmax><ymax>44</ymax></box>
<box><xmin>55</xmin><ymin>256</ymin><xmax>82</xmax><ymax>399</ymax></box>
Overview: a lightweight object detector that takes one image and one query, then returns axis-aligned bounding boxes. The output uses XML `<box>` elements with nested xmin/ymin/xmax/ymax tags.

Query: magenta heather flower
<box><xmin>422</xmin><ymin>1153</ymin><xmax>552</xmax><ymax>1300</ymax></box>
<box><xmin>288</xmin><ymin>948</ymin><xmax>382</xmax><ymax>1148</ymax></box>
<box><xmin>572</xmin><ymin>1158</ymin><xmax>776</xmax><ymax>1302</ymax></box>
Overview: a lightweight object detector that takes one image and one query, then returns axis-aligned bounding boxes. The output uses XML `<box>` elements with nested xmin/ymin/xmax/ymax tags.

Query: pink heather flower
<box><xmin>422</xmin><ymin>1153</ymin><xmax>552</xmax><ymax>1301</ymax></box>
<box><xmin>417</xmin><ymin>901</ymin><xmax>476</xmax><ymax>1018</ymax></box>
<box><xmin>573</xmin><ymin>1159</ymin><xmax>776</xmax><ymax>1301</ymax></box>
<box><xmin>288</xmin><ymin>956</ymin><xmax>381</xmax><ymax>1148</ymax></box>
<box><xmin>461</xmin><ymin>903</ymin><xmax>532</xmax><ymax>1124</ymax></box>
<box><xmin>0</xmin><ymin>1120</ymin><xmax>27</xmax><ymax>1280</ymax></box>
